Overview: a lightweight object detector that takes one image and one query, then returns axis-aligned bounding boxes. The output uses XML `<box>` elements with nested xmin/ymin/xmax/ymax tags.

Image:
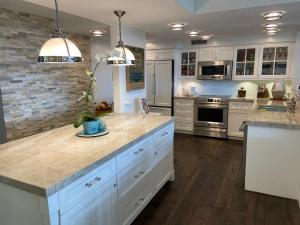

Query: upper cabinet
<box><xmin>180</xmin><ymin>50</ymin><xmax>197</xmax><ymax>78</ymax></box>
<box><xmin>258</xmin><ymin>43</ymin><xmax>293</xmax><ymax>79</ymax></box>
<box><xmin>233</xmin><ymin>45</ymin><xmax>259</xmax><ymax>80</ymax></box>
<box><xmin>198</xmin><ymin>47</ymin><xmax>233</xmax><ymax>61</ymax></box>
<box><xmin>146</xmin><ymin>49</ymin><xmax>176</xmax><ymax>60</ymax></box>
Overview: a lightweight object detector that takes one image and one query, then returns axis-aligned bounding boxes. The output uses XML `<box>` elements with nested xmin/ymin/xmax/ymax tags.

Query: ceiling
<box><xmin>3</xmin><ymin>0</ymin><xmax>300</xmax><ymax>44</ymax></box>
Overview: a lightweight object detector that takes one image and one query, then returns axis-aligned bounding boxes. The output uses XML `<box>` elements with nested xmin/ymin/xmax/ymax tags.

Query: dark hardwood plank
<box><xmin>132</xmin><ymin>134</ymin><xmax>300</xmax><ymax>225</ymax></box>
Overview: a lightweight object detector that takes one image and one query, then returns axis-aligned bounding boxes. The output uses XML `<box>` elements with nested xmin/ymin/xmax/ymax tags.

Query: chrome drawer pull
<box><xmin>161</xmin><ymin>132</ymin><xmax>168</xmax><ymax>137</ymax></box>
<box><xmin>139</xmin><ymin>171</ymin><xmax>144</xmax><ymax>175</ymax></box>
<box><xmin>85</xmin><ymin>176</ymin><xmax>101</xmax><ymax>188</ymax></box>
<box><xmin>140</xmin><ymin>198</ymin><xmax>145</xmax><ymax>201</ymax></box>
<box><xmin>154</xmin><ymin>152</ymin><xmax>158</xmax><ymax>155</ymax></box>
<box><xmin>134</xmin><ymin>151</ymin><xmax>139</xmax><ymax>155</ymax></box>
<box><xmin>134</xmin><ymin>174</ymin><xmax>139</xmax><ymax>178</ymax></box>
<box><xmin>139</xmin><ymin>148</ymin><xmax>144</xmax><ymax>152</ymax></box>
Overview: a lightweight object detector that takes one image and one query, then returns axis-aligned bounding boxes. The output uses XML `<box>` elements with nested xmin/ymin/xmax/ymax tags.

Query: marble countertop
<box><xmin>174</xmin><ymin>96</ymin><xmax>195</xmax><ymax>100</ymax></box>
<box><xmin>229</xmin><ymin>97</ymin><xmax>255</xmax><ymax>103</ymax></box>
<box><xmin>245</xmin><ymin>100</ymin><xmax>300</xmax><ymax>129</ymax></box>
<box><xmin>0</xmin><ymin>114</ymin><xmax>174</xmax><ymax>197</ymax></box>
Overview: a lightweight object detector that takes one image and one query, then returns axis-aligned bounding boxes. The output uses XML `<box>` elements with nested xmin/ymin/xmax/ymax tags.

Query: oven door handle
<box><xmin>194</xmin><ymin>105</ymin><xmax>228</xmax><ymax>109</ymax></box>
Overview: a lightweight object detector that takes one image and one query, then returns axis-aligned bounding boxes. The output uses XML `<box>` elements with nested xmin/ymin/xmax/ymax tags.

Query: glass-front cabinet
<box><xmin>258</xmin><ymin>43</ymin><xmax>292</xmax><ymax>78</ymax></box>
<box><xmin>180</xmin><ymin>51</ymin><xmax>197</xmax><ymax>77</ymax></box>
<box><xmin>233</xmin><ymin>45</ymin><xmax>259</xmax><ymax>80</ymax></box>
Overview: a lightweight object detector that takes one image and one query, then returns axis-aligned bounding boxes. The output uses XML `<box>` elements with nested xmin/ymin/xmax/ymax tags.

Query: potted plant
<box><xmin>73</xmin><ymin>56</ymin><xmax>107</xmax><ymax>135</ymax></box>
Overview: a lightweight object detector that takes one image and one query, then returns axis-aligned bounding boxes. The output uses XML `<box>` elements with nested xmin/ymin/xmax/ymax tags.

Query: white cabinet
<box><xmin>258</xmin><ymin>43</ymin><xmax>293</xmax><ymax>79</ymax></box>
<box><xmin>174</xmin><ymin>99</ymin><xmax>194</xmax><ymax>133</ymax></box>
<box><xmin>60</xmin><ymin>179</ymin><xmax>117</xmax><ymax>225</ymax></box>
<box><xmin>198</xmin><ymin>47</ymin><xmax>233</xmax><ymax>61</ymax></box>
<box><xmin>198</xmin><ymin>47</ymin><xmax>215</xmax><ymax>61</ymax></box>
<box><xmin>180</xmin><ymin>50</ymin><xmax>197</xmax><ymax>78</ymax></box>
<box><xmin>233</xmin><ymin>45</ymin><xmax>259</xmax><ymax>80</ymax></box>
<box><xmin>117</xmin><ymin>124</ymin><xmax>174</xmax><ymax>225</ymax></box>
<box><xmin>153</xmin><ymin>138</ymin><xmax>173</xmax><ymax>192</ymax></box>
<box><xmin>146</xmin><ymin>49</ymin><xmax>175</xmax><ymax>60</ymax></box>
<box><xmin>215</xmin><ymin>47</ymin><xmax>234</xmax><ymax>60</ymax></box>
<box><xmin>146</xmin><ymin>61</ymin><xmax>155</xmax><ymax>105</ymax></box>
<box><xmin>228</xmin><ymin>101</ymin><xmax>253</xmax><ymax>139</ymax></box>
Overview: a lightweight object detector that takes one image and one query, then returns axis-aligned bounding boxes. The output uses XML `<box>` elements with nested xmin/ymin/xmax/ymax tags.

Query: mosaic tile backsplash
<box><xmin>0</xmin><ymin>8</ymin><xmax>91</xmax><ymax>141</ymax></box>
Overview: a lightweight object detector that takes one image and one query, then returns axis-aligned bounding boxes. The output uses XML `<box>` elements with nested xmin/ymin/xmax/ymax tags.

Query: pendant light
<box><xmin>107</xmin><ymin>10</ymin><xmax>135</xmax><ymax>66</ymax></box>
<box><xmin>37</xmin><ymin>0</ymin><xmax>82</xmax><ymax>63</ymax></box>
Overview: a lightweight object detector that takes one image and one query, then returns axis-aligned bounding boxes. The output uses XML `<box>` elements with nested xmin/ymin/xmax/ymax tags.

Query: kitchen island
<box><xmin>244</xmin><ymin>101</ymin><xmax>300</xmax><ymax>205</ymax></box>
<box><xmin>0</xmin><ymin>113</ymin><xmax>175</xmax><ymax>225</ymax></box>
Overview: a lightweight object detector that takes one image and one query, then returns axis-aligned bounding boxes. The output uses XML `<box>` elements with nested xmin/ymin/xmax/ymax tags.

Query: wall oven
<box><xmin>198</xmin><ymin>60</ymin><xmax>233</xmax><ymax>80</ymax></box>
<box><xmin>194</xmin><ymin>96</ymin><xmax>229</xmax><ymax>138</ymax></box>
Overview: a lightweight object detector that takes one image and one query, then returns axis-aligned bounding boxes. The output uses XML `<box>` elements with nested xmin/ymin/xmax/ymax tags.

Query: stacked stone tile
<box><xmin>0</xmin><ymin>8</ymin><xmax>91</xmax><ymax>141</ymax></box>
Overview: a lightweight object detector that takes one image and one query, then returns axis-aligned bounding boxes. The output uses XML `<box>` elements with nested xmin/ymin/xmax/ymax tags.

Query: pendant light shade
<box><xmin>37</xmin><ymin>0</ymin><xmax>82</xmax><ymax>64</ymax></box>
<box><xmin>107</xmin><ymin>10</ymin><xmax>135</xmax><ymax>66</ymax></box>
<box><xmin>38</xmin><ymin>37</ymin><xmax>82</xmax><ymax>63</ymax></box>
<box><xmin>107</xmin><ymin>46</ymin><xmax>135</xmax><ymax>66</ymax></box>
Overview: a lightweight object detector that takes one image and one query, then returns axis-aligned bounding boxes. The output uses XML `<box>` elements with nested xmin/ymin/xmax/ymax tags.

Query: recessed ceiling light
<box><xmin>186</xmin><ymin>30</ymin><xmax>201</xmax><ymax>37</ymax></box>
<box><xmin>263</xmin><ymin>23</ymin><xmax>281</xmax><ymax>29</ymax></box>
<box><xmin>168</xmin><ymin>23</ymin><xmax>187</xmax><ymax>31</ymax></box>
<box><xmin>263</xmin><ymin>11</ymin><xmax>286</xmax><ymax>21</ymax></box>
<box><xmin>265</xmin><ymin>29</ymin><xmax>279</xmax><ymax>35</ymax></box>
<box><xmin>90</xmin><ymin>30</ymin><xmax>106</xmax><ymax>37</ymax></box>
<box><xmin>200</xmin><ymin>34</ymin><xmax>214</xmax><ymax>40</ymax></box>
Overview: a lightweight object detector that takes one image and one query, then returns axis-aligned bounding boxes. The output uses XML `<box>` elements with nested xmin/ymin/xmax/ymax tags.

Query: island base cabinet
<box><xmin>118</xmin><ymin>172</ymin><xmax>153</xmax><ymax>225</ymax></box>
<box><xmin>153</xmin><ymin>139</ymin><xmax>173</xmax><ymax>192</ymax></box>
<box><xmin>60</xmin><ymin>179</ymin><xmax>117</xmax><ymax>225</ymax></box>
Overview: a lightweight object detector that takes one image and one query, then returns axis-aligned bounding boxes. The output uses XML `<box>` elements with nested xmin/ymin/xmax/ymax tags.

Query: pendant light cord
<box><xmin>55</xmin><ymin>0</ymin><xmax>59</xmax><ymax>32</ymax></box>
<box><xmin>118</xmin><ymin>15</ymin><xmax>122</xmax><ymax>45</ymax></box>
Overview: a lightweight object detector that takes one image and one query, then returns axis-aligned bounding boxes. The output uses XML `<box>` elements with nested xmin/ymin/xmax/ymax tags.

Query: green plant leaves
<box><xmin>73</xmin><ymin>110</ymin><xmax>96</xmax><ymax>128</ymax></box>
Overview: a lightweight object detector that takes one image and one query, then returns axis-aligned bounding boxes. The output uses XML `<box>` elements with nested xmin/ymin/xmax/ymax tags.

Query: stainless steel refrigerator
<box><xmin>146</xmin><ymin>60</ymin><xmax>174</xmax><ymax>116</ymax></box>
<box><xmin>0</xmin><ymin>88</ymin><xmax>6</xmax><ymax>143</ymax></box>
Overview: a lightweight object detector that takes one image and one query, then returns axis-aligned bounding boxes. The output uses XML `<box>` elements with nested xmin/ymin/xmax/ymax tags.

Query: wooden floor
<box><xmin>132</xmin><ymin>134</ymin><xmax>300</xmax><ymax>225</ymax></box>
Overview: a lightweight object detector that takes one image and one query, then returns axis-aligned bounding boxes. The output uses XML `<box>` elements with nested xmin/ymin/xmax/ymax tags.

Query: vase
<box><xmin>83</xmin><ymin>118</ymin><xmax>107</xmax><ymax>135</ymax></box>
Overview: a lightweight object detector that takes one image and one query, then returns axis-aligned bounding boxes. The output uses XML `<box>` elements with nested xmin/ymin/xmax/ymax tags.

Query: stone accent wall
<box><xmin>0</xmin><ymin>8</ymin><xmax>91</xmax><ymax>141</ymax></box>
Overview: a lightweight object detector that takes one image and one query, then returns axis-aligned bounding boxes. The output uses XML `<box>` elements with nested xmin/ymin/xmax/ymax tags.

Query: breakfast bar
<box><xmin>244</xmin><ymin>102</ymin><xmax>300</xmax><ymax>203</ymax></box>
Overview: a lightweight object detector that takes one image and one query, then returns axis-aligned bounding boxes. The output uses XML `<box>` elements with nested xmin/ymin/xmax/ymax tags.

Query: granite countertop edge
<box><xmin>0</xmin><ymin>118</ymin><xmax>175</xmax><ymax>198</ymax></box>
<box><xmin>245</xmin><ymin>120</ymin><xmax>300</xmax><ymax>130</ymax></box>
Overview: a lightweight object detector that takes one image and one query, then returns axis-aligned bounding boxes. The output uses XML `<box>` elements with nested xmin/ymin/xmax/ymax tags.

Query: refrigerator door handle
<box><xmin>153</xmin><ymin>73</ymin><xmax>156</xmax><ymax>96</ymax></box>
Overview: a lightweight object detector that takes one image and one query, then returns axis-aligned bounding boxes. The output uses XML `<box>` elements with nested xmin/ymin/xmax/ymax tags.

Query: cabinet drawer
<box><xmin>118</xmin><ymin>157</ymin><xmax>152</xmax><ymax>198</ymax></box>
<box><xmin>60</xmin><ymin>178</ymin><xmax>116</xmax><ymax>225</ymax></box>
<box><xmin>229</xmin><ymin>102</ymin><xmax>253</xmax><ymax>110</ymax></box>
<box><xmin>117</xmin><ymin>136</ymin><xmax>153</xmax><ymax>172</ymax></box>
<box><xmin>175</xmin><ymin>114</ymin><xmax>193</xmax><ymax>123</ymax></box>
<box><xmin>174</xmin><ymin>99</ymin><xmax>194</xmax><ymax>108</ymax></box>
<box><xmin>175</xmin><ymin>121</ymin><xmax>193</xmax><ymax>131</ymax></box>
<box><xmin>154</xmin><ymin>124</ymin><xmax>174</xmax><ymax>146</ymax></box>
<box><xmin>59</xmin><ymin>159</ymin><xmax>116</xmax><ymax>213</ymax></box>
<box><xmin>119</xmin><ymin>172</ymin><xmax>153</xmax><ymax>225</ymax></box>
<box><xmin>175</xmin><ymin>107</ymin><xmax>193</xmax><ymax>115</ymax></box>
<box><xmin>154</xmin><ymin>137</ymin><xmax>172</xmax><ymax>163</ymax></box>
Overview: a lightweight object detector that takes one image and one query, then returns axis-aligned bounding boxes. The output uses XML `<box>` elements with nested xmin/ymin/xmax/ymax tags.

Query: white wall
<box><xmin>91</xmin><ymin>36</ymin><xmax>113</xmax><ymax>103</ymax></box>
<box><xmin>110</xmin><ymin>25</ymin><xmax>146</xmax><ymax>113</ymax></box>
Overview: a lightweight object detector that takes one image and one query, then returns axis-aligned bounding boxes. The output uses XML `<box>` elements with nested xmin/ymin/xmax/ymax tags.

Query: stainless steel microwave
<box><xmin>198</xmin><ymin>60</ymin><xmax>233</xmax><ymax>80</ymax></box>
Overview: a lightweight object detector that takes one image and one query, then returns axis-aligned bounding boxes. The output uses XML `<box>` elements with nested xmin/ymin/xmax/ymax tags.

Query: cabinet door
<box><xmin>153</xmin><ymin>139</ymin><xmax>172</xmax><ymax>191</ymax></box>
<box><xmin>258</xmin><ymin>43</ymin><xmax>292</xmax><ymax>79</ymax></box>
<box><xmin>198</xmin><ymin>47</ymin><xmax>215</xmax><ymax>61</ymax></box>
<box><xmin>228</xmin><ymin>110</ymin><xmax>249</xmax><ymax>138</ymax></box>
<box><xmin>233</xmin><ymin>45</ymin><xmax>259</xmax><ymax>80</ymax></box>
<box><xmin>154</xmin><ymin>61</ymin><xmax>172</xmax><ymax>107</ymax></box>
<box><xmin>146</xmin><ymin>61</ymin><xmax>155</xmax><ymax>105</ymax></box>
<box><xmin>60</xmin><ymin>180</ymin><xmax>117</xmax><ymax>225</ymax></box>
<box><xmin>215</xmin><ymin>47</ymin><xmax>233</xmax><ymax>60</ymax></box>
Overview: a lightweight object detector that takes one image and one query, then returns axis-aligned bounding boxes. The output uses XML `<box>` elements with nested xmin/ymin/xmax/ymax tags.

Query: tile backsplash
<box><xmin>178</xmin><ymin>79</ymin><xmax>292</xmax><ymax>98</ymax></box>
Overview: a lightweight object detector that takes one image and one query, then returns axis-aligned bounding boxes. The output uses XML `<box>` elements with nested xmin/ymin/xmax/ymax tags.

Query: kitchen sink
<box><xmin>257</xmin><ymin>105</ymin><xmax>287</xmax><ymax>112</ymax></box>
